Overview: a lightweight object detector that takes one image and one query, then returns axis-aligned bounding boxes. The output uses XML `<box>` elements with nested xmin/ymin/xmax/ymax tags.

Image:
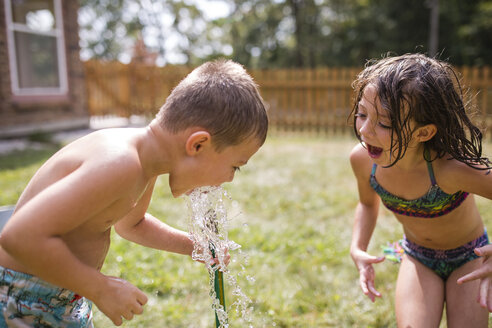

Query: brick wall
<box><xmin>0</xmin><ymin>1</ymin><xmax>89</xmax><ymax>138</ymax></box>
<box><xmin>0</xmin><ymin>2</ymin><xmax>10</xmax><ymax>121</ymax></box>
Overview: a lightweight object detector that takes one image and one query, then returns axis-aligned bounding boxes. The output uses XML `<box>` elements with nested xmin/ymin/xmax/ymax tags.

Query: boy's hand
<box><xmin>351</xmin><ymin>249</ymin><xmax>385</xmax><ymax>302</ymax></box>
<box><xmin>457</xmin><ymin>245</ymin><xmax>492</xmax><ymax>312</ymax></box>
<box><xmin>95</xmin><ymin>276</ymin><xmax>148</xmax><ymax>326</ymax></box>
<box><xmin>212</xmin><ymin>248</ymin><xmax>231</xmax><ymax>270</ymax></box>
<box><xmin>193</xmin><ymin>246</ymin><xmax>231</xmax><ymax>269</ymax></box>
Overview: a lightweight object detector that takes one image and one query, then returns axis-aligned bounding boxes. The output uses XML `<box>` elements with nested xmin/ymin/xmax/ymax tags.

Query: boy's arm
<box><xmin>349</xmin><ymin>145</ymin><xmax>384</xmax><ymax>302</ymax></box>
<box><xmin>0</xmin><ymin>161</ymin><xmax>147</xmax><ymax>325</ymax></box>
<box><xmin>114</xmin><ymin>178</ymin><xmax>194</xmax><ymax>256</ymax></box>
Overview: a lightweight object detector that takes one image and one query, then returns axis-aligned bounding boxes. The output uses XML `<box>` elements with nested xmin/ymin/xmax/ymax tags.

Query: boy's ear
<box><xmin>415</xmin><ymin>124</ymin><xmax>437</xmax><ymax>142</ymax></box>
<box><xmin>185</xmin><ymin>131</ymin><xmax>212</xmax><ymax>155</ymax></box>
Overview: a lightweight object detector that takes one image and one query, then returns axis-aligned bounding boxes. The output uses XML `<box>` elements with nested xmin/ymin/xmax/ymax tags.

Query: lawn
<box><xmin>1</xmin><ymin>136</ymin><xmax>492</xmax><ymax>327</ymax></box>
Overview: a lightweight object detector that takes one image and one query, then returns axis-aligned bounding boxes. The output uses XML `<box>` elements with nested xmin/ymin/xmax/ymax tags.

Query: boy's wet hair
<box><xmin>351</xmin><ymin>53</ymin><xmax>490</xmax><ymax>168</ymax></box>
<box><xmin>157</xmin><ymin>59</ymin><xmax>268</xmax><ymax>151</ymax></box>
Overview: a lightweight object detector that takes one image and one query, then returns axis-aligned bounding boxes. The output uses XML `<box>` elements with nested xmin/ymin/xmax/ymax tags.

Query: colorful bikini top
<box><xmin>370</xmin><ymin>162</ymin><xmax>469</xmax><ymax>218</ymax></box>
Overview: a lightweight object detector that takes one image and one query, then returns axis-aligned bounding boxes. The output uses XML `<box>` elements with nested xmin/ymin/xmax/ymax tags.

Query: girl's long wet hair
<box><xmin>351</xmin><ymin>53</ymin><xmax>490</xmax><ymax>169</ymax></box>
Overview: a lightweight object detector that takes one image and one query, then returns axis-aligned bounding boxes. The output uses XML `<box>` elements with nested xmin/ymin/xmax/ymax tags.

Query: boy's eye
<box><xmin>355</xmin><ymin>113</ymin><xmax>366</xmax><ymax>119</ymax></box>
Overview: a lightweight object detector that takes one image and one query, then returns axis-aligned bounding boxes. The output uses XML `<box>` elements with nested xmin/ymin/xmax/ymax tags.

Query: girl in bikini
<box><xmin>349</xmin><ymin>53</ymin><xmax>492</xmax><ymax>327</ymax></box>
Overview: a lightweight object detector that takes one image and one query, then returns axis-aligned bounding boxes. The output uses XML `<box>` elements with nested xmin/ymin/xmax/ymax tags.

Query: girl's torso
<box><xmin>369</xmin><ymin>155</ymin><xmax>484</xmax><ymax>249</ymax></box>
<box><xmin>371</xmin><ymin>161</ymin><xmax>469</xmax><ymax>218</ymax></box>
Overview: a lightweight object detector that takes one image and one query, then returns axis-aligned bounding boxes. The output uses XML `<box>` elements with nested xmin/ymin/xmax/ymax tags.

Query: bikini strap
<box><xmin>426</xmin><ymin>161</ymin><xmax>437</xmax><ymax>186</ymax></box>
<box><xmin>371</xmin><ymin>163</ymin><xmax>377</xmax><ymax>176</ymax></box>
<box><xmin>424</xmin><ymin>148</ymin><xmax>437</xmax><ymax>186</ymax></box>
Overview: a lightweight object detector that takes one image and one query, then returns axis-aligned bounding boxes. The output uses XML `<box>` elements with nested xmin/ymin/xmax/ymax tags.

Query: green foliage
<box><xmin>79</xmin><ymin>0</ymin><xmax>210</xmax><ymax>64</ymax></box>
<box><xmin>1</xmin><ymin>137</ymin><xmax>491</xmax><ymax>326</ymax></box>
<box><xmin>216</xmin><ymin>0</ymin><xmax>491</xmax><ymax>67</ymax></box>
<box><xmin>27</xmin><ymin>131</ymin><xmax>55</xmax><ymax>144</ymax></box>
<box><xmin>78</xmin><ymin>0</ymin><xmax>492</xmax><ymax>67</ymax></box>
<box><xmin>0</xmin><ymin>147</ymin><xmax>59</xmax><ymax>205</ymax></box>
<box><xmin>79</xmin><ymin>0</ymin><xmax>139</xmax><ymax>60</ymax></box>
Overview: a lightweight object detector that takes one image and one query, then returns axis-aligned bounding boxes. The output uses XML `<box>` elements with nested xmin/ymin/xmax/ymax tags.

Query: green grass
<box><xmin>1</xmin><ymin>136</ymin><xmax>491</xmax><ymax>327</ymax></box>
<box><xmin>0</xmin><ymin>147</ymin><xmax>60</xmax><ymax>205</ymax></box>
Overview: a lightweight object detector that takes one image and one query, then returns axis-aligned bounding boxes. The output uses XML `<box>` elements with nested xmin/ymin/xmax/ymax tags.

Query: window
<box><xmin>5</xmin><ymin>0</ymin><xmax>68</xmax><ymax>96</ymax></box>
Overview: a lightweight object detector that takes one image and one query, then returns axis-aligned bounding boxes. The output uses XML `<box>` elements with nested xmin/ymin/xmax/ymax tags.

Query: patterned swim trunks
<box><xmin>0</xmin><ymin>266</ymin><xmax>93</xmax><ymax>327</ymax></box>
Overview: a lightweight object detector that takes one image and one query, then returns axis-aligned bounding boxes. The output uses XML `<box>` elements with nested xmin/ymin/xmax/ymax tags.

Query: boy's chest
<box><xmin>89</xmin><ymin>178</ymin><xmax>153</xmax><ymax>231</ymax></box>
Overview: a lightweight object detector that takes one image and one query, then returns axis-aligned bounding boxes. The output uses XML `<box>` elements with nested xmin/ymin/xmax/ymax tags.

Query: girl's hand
<box><xmin>457</xmin><ymin>244</ymin><xmax>492</xmax><ymax>312</ymax></box>
<box><xmin>351</xmin><ymin>249</ymin><xmax>385</xmax><ymax>302</ymax></box>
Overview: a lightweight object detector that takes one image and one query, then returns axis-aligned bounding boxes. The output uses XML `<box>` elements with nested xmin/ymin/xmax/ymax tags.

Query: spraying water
<box><xmin>186</xmin><ymin>186</ymin><xmax>254</xmax><ymax>328</ymax></box>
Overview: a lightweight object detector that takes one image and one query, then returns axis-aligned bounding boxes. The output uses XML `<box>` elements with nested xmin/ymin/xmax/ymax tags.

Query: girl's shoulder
<box><xmin>432</xmin><ymin>155</ymin><xmax>491</xmax><ymax>194</ymax></box>
<box><xmin>349</xmin><ymin>143</ymin><xmax>373</xmax><ymax>177</ymax></box>
<box><xmin>350</xmin><ymin>143</ymin><xmax>368</xmax><ymax>160</ymax></box>
<box><xmin>432</xmin><ymin>154</ymin><xmax>489</xmax><ymax>175</ymax></box>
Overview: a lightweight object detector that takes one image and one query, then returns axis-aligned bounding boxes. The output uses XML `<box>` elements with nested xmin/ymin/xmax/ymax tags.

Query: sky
<box><xmin>195</xmin><ymin>0</ymin><xmax>230</xmax><ymax>20</ymax></box>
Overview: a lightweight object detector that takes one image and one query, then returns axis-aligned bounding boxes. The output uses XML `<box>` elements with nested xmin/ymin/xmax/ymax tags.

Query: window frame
<box><xmin>4</xmin><ymin>0</ymin><xmax>68</xmax><ymax>96</ymax></box>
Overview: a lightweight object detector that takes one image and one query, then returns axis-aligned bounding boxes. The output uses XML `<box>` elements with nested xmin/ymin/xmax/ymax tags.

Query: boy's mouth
<box><xmin>367</xmin><ymin>144</ymin><xmax>383</xmax><ymax>158</ymax></box>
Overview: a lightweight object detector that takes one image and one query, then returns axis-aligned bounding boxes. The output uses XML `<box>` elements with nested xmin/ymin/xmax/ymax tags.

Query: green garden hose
<box><xmin>211</xmin><ymin>247</ymin><xmax>226</xmax><ymax>327</ymax></box>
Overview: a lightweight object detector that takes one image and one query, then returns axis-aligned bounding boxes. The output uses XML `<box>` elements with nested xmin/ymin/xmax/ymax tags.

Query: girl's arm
<box><xmin>457</xmin><ymin>245</ymin><xmax>492</xmax><ymax>311</ymax></box>
<box><xmin>458</xmin><ymin>245</ymin><xmax>492</xmax><ymax>312</ymax></box>
<box><xmin>349</xmin><ymin>145</ymin><xmax>385</xmax><ymax>302</ymax></box>
<box><xmin>439</xmin><ymin>160</ymin><xmax>492</xmax><ymax>311</ymax></box>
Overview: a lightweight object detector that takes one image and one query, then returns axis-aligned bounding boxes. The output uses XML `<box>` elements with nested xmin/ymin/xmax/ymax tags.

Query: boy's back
<box><xmin>0</xmin><ymin>128</ymin><xmax>153</xmax><ymax>274</ymax></box>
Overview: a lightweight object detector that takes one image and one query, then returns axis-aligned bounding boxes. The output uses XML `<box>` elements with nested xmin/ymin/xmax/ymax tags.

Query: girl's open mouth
<box><xmin>367</xmin><ymin>144</ymin><xmax>383</xmax><ymax>158</ymax></box>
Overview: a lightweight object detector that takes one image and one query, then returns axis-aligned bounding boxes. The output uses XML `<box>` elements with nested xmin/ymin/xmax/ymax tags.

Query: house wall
<box><xmin>0</xmin><ymin>1</ymin><xmax>89</xmax><ymax>138</ymax></box>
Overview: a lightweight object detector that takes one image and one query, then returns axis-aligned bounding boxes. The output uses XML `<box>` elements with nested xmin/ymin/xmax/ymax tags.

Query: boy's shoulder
<box><xmin>56</xmin><ymin>128</ymin><xmax>146</xmax><ymax>183</ymax></box>
<box><xmin>14</xmin><ymin>128</ymin><xmax>151</xmax><ymax>223</ymax></box>
<box><xmin>73</xmin><ymin>129</ymin><xmax>140</xmax><ymax>159</ymax></box>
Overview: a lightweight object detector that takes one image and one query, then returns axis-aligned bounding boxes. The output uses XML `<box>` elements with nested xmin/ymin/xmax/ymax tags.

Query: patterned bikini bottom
<box><xmin>400</xmin><ymin>231</ymin><xmax>489</xmax><ymax>280</ymax></box>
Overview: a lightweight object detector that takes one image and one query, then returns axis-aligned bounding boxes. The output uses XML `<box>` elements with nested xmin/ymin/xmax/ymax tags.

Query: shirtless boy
<box><xmin>0</xmin><ymin>59</ymin><xmax>268</xmax><ymax>327</ymax></box>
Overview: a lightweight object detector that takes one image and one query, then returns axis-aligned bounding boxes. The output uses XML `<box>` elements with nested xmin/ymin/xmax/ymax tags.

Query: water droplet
<box><xmin>186</xmin><ymin>186</ymin><xmax>255</xmax><ymax>326</ymax></box>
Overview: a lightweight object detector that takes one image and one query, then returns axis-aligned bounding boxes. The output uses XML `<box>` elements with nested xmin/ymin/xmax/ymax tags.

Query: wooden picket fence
<box><xmin>84</xmin><ymin>60</ymin><xmax>492</xmax><ymax>137</ymax></box>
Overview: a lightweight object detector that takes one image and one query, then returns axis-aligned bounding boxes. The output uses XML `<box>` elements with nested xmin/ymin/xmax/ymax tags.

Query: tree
<box><xmin>78</xmin><ymin>0</ymin><xmax>208</xmax><ymax>65</ymax></box>
<box><xmin>78</xmin><ymin>0</ymin><xmax>492</xmax><ymax>67</ymax></box>
<box><xmin>79</xmin><ymin>0</ymin><xmax>142</xmax><ymax>61</ymax></box>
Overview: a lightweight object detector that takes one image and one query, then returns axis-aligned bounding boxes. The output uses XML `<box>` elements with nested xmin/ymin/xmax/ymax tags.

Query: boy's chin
<box><xmin>174</xmin><ymin>188</ymin><xmax>197</xmax><ymax>198</ymax></box>
<box><xmin>173</xmin><ymin>185</ymin><xmax>220</xmax><ymax>197</ymax></box>
<box><xmin>169</xmin><ymin>187</ymin><xmax>186</xmax><ymax>198</ymax></box>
